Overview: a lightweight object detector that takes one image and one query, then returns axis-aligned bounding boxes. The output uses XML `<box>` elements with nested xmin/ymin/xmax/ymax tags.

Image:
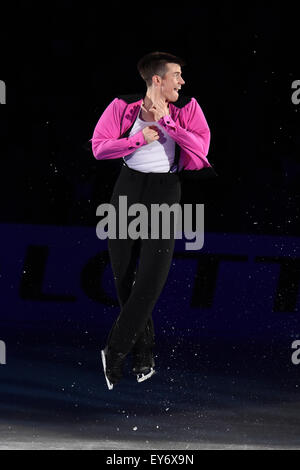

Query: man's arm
<box><xmin>157</xmin><ymin>97</ymin><xmax>211</xmax><ymax>167</ymax></box>
<box><xmin>90</xmin><ymin>98</ymin><xmax>148</xmax><ymax>160</ymax></box>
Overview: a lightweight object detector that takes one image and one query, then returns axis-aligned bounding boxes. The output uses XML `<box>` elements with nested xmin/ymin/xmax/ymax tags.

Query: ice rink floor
<box><xmin>1</xmin><ymin>343</ymin><xmax>300</xmax><ymax>450</ymax></box>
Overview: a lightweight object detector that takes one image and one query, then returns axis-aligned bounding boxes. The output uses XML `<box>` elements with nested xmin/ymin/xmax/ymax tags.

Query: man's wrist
<box><xmin>128</xmin><ymin>129</ymin><xmax>148</xmax><ymax>149</ymax></box>
<box><xmin>158</xmin><ymin>115</ymin><xmax>177</xmax><ymax>130</ymax></box>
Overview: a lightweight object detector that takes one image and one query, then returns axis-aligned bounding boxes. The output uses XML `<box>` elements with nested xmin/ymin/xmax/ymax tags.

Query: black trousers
<box><xmin>106</xmin><ymin>162</ymin><xmax>181</xmax><ymax>356</ymax></box>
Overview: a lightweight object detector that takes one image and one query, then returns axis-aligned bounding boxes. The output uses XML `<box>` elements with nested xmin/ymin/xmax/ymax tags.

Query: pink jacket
<box><xmin>89</xmin><ymin>93</ymin><xmax>212</xmax><ymax>171</ymax></box>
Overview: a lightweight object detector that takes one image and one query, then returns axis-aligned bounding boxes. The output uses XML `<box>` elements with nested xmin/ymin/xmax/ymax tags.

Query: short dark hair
<box><xmin>137</xmin><ymin>51</ymin><xmax>186</xmax><ymax>88</ymax></box>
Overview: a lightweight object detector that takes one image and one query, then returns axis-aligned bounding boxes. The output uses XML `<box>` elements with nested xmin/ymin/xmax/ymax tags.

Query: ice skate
<box><xmin>101</xmin><ymin>345</ymin><xmax>126</xmax><ymax>390</ymax></box>
<box><xmin>132</xmin><ymin>348</ymin><xmax>156</xmax><ymax>383</ymax></box>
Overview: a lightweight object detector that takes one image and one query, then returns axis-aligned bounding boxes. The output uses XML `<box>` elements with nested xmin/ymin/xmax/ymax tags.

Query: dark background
<box><xmin>0</xmin><ymin>1</ymin><xmax>299</xmax><ymax>447</ymax></box>
<box><xmin>0</xmin><ymin>2</ymin><xmax>299</xmax><ymax>234</ymax></box>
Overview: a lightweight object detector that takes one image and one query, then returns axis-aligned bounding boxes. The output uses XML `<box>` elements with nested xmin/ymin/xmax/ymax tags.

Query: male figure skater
<box><xmin>90</xmin><ymin>51</ymin><xmax>212</xmax><ymax>390</ymax></box>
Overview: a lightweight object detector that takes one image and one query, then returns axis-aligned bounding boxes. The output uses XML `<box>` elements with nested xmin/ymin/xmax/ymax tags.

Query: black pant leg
<box><xmin>107</xmin><ymin>171</ymin><xmax>181</xmax><ymax>355</ymax></box>
<box><xmin>107</xmin><ymin>235</ymin><xmax>176</xmax><ymax>354</ymax></box>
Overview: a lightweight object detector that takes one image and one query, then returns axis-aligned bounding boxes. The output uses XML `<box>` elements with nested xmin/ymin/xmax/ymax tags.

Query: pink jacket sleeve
<box><xmin>89</xmin><ymin>98</ymin><xmax>148</xmax><ymax>160</ymax></box>
<box><xmin>157</xmin><ymin>97</ymin><xmax>211</xmax><ymax>167</ymax></box>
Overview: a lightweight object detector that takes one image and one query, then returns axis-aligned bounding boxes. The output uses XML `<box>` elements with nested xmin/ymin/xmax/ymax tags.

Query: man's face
<box><xmin>152</xmin><ymin>63</ymin><xmax>185</xmax><ymax>102</ymax></box>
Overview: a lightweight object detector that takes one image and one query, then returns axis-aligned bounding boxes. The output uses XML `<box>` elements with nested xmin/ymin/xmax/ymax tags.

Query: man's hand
<box><xmin>144</xmin><ymin>86</ymin><xmax>169</xmax><ymax>122</ymax></box>
<box><xmin>148</xmin><ymin>98</ymin><xmax>169</xmax><ymax>121</ymax></box>
<box><xmin>142</xmin><ymin>125</ymin><xmax>160</xmax><ymax>144</ymax></box>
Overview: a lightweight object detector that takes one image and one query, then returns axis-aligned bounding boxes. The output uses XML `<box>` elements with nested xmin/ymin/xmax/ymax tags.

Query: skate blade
<box><xmin>137</xmin><ymin>368</ymin><xmax>156</xmax><ymax>383</ymax></box>
<box><xmin>101</xmin><ymin>349</ymin><xmax>114</xmax><ymax>390</ymax></box>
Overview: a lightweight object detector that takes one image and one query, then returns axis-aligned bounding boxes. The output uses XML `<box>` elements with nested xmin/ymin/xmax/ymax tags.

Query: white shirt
<box><xmin>123</xmin><ymin>106</ymin><xmax>176</xmax><ymax>173</ymax></box>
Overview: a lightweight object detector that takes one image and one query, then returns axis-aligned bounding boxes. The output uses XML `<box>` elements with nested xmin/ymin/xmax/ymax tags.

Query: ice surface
<box><xmin>1</xmin><ymin>344</ymin><xmax>300</xmax><ymax>450</ymax></box>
